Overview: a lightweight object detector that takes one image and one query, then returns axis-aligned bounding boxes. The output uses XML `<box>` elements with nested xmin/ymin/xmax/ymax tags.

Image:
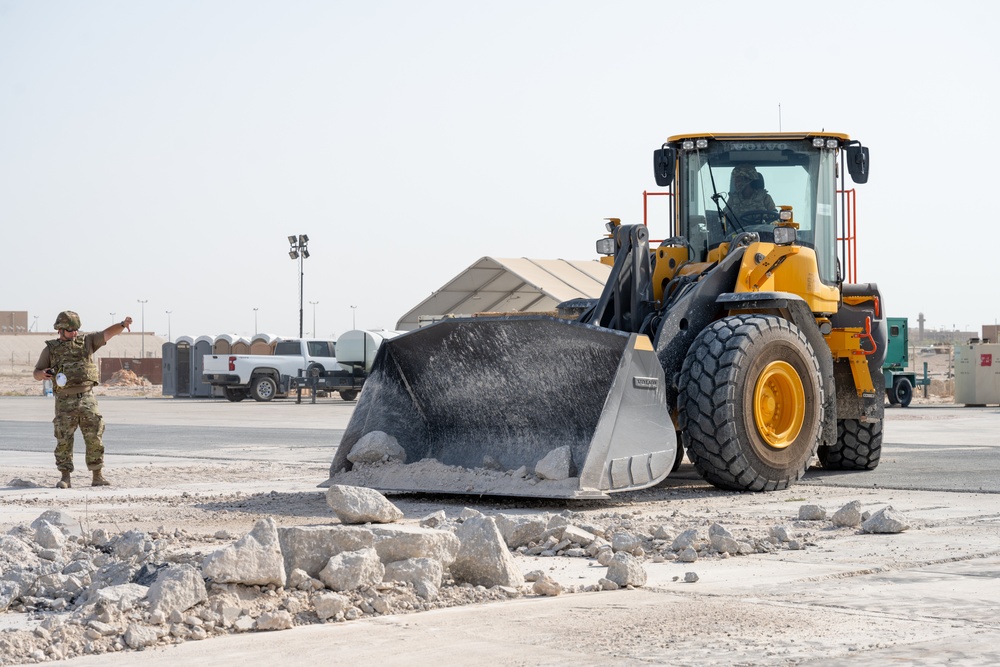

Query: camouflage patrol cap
<box><xmin>54</xmin><ymin>311</ymin><xmax>81</xmax><ymax>331</ymax></box>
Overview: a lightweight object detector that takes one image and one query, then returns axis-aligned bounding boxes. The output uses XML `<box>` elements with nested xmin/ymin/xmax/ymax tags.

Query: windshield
<box><xmin>676</xmin><ymin>138</ymin><xmax>838</xmax><ymax>284</ymax></box>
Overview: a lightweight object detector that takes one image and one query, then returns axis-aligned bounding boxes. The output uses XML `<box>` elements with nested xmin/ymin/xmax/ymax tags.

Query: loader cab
<box><xmin>666</xmin><ymin>134</ymin><xmax>854</xmax><ymax>287</ymax></box>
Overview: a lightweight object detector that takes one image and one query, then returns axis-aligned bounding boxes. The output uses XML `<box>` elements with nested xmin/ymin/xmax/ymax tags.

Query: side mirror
<box><xmin>653</xmin><ymin>147</ymin><xmax>675</xmax><ymax>187</ymax></box>
<box><xmin>846</xmin><ymin>144</ymin><xmax>870</xmax><ymax>184</ymax></box>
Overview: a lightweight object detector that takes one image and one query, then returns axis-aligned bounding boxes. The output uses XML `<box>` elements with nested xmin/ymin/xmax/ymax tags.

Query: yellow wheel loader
<box><xmin>328</xmin><ymin>132</ymin><xmax>884</xmax><ymax>498</ymax></box>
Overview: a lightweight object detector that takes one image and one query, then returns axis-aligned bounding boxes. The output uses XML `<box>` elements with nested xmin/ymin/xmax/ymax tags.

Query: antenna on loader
<box><xmin>778</xmin><ymin>103</ymin><xmax>782</xmax><ymax>132</ymax></box>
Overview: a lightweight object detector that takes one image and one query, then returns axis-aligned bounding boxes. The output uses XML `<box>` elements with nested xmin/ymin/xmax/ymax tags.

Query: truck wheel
<box><xmin>223</xmin><ymin>387</ymin><xmax>248</xmax><ymax>402</ymax></box>
<box><xmin>885</xmin><ymin>388</ymin><xmax>899</xmax><ymax>405</ymax></box>
<box><xmin>251</xmin><ymin>376</ymin><xmax>277</xmax><ymax>402</ymax></box>
<box><xmin>339</xmin><ymin>389</ymin><xmax>358</xmax><ymax>401</ymax></box>
<box><xmin>817</xmin><ymin>419</ymin><xmax>883</xmax><ymax>470</ymax></box>
<box><xmin>678</xmin><ymin>315</ymin><xmax>824</xmax><ymax>492</ymax></box>
<box><xmin>892</xmin><ymin>377</ymin><xmax>913</xmax><ymax>407</ymax></box>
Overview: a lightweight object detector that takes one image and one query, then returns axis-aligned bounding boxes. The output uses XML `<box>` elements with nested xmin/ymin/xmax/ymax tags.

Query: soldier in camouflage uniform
<box><xmin>33</xmin><ymin>311</ymin><xmax>133</xmax><ymax>489</ymax></box>
<box><xmin>724</xmin><ymin>164</ymin><xmax>777</xmax><ymax>223</ymax></box>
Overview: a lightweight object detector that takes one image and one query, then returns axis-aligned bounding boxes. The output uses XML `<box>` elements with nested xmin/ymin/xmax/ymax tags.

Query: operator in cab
<box><xmin>723</xmin><ymin>164</ymin><xmax>776</xmax><ymax>226</ymax></box>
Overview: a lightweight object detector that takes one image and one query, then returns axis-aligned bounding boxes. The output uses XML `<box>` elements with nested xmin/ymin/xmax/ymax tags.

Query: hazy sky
<box><xmin>2</xmin><ymin>1</ymin><xmax>996</xmax><ymax>340</ymax></box>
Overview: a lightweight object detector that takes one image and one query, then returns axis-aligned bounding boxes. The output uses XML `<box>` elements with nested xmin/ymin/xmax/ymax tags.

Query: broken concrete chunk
<box><xmin>146</xmin><ymin>564</ymin><xmax>207</xmax><ymax>617</ymax></box>
<box><xmin>676</xmin><ymin>546</ymin><xmax>698</xmax><ymax>563</ymax></box>
<box><xmin>532</xmin><ymin>576</ymin><xmax>562</xmax><ymax>596</ymax></box>
<box><xmin>798</xmin><ymin>504</ymin><xmax>827</xmax><ymax>521</ymax></box>
<box><xmin>459</xmin><ymin>507</ymin><xmax>483</xmax><ymax>521</ymax></box>
<box><xmin>451</xmin><ymin>516</ymin><xmax>524</xmax><ymax>588</ymax></box>
<box><xmin>319</xmin><ymin>547</ymin><xmax>385</xmax><ymax>592</ymax></box>
<box><xmin>95</xmin><ymin>583</ymin><xmax>149</xmax><ymax>611</ymax></box>
<box><xmin>33</xmin><ymin>521</ymin><xmax>66</xmax><ymax>551</ymax></box>
<box><xmin>861</xmin><ymin>506</ymin><xmax>910</xmax><ymax>534</ymax></box>
<box><xmin>419</xmin><ymin>510</ymin><xmax>447</xmax><ymax>528</ymax></box>
<box><xmin>534</xmin><ymin>445</ymin><xmax>573</xmax><ymax>481</ymax></box>
<box><xmin>202</xmin><ymin>517</ymin><xmax>286</xmax><ymax>587</ymax></box>
<box><xmin>562</xmin><ymin>525</ymin><xmax>596</xmax><ymax>546</ymax></box>
<box><xmin>598</xmin><ymin>578</ymin><xmax>619</xmax><ymax>591</ymax></box>
<box><xmin>346</xmin><ymin>431</ymin><xmax>406</xmax><ymax>464</ymax></box>
<box><xmin>326</xmin><ymin>484</ymin><xmax>404</xmax><ymax>524</ymax></box>
<box><xmin>611</xmin><ymin>532</ymin><xmax>643</xmax><ymax>554</ymax></box>
<box><xmin>124</xmin><ymin>623</ymin><xmax>161</xmax><ymax>649</ymax></box>
<box><xmin>383</xmin><ymin>558</ymin><xmax>443</xmax><ymax>600</ymax></box>
<box><xmin>494</xmin><ymin>514</ymin><xmax>549</xmax><ymax>549</ymax></box>
<box><xmin>314</xmin><ymin>592</ymin><xmax>351</xmax><ymax>620</ymax></box>
<box><xmin>279</xmin><ymin>525</ymin><xmax>375</xmax><ymax>581</ymax></box>
<box><xmin>769</xmin><ymin>525</ymin><xmax>791</xmax><ymax>543</ymax></box>
<box><xmin>256</xmin><ymin>610</ymin><xmax>294</xmax><ymax>631</ymax></box>
<box><xmin>671</xmin><ymin>528</ymin><xmax>705</xmax><ymax>551</ymax></box>
<box><xmin>32</xmin><ymin>510</ymin><xmax>81</xmax><ymax>537</ymax></box>
<box><xmin>605</xmin><ymin>552</ymin><xmax>647</xmax><ymax>587</ymax></box>
<box><xmin>832</xmin><ymin>500</ymin><xmax>863</xmax><ymax>528</ymax></box>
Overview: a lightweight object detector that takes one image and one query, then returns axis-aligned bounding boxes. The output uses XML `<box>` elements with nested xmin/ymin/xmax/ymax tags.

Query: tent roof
<box><xmin>396</xmin><ymin>257</ymin><xmax>610</xmax><ymax>330</ymax></box>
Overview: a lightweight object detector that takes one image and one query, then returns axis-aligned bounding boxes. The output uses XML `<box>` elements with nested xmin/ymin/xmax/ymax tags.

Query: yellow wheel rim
<box><xmin>753</xmin><ymin>360</ymin><xmax>805</xmax><ymax>449</ymax></box>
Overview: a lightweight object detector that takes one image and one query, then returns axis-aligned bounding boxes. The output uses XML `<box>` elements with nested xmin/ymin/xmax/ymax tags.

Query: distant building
<box><xmin>0</xmin><ymin>311</ymin><xmax>29</xmax><ymax>334</ymax></box>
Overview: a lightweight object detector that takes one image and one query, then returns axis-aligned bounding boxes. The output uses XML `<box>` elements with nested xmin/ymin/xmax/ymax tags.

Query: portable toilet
<box><xmin>191</xmin><ymin>335</ymin><xmax>214</xmax><ymax>397</ymax></box>
<box><xmin>213</xmin><ymin>333</ymin><xmax>236</xmax><ymax>355</ymax></box>
<box><xmin>162</xmin><ymin>342</ymin><xmax>177</xmax><ymax>396</ymax></box>
<box><xmin>174</xmin><ymin>336</ymin><xmax>194</xmax><ymax>397</ymax></box>
<box><xmin>250</xmin><ymin>333</ymin><xmax>275</xmax><ymax>355</ymax></box>
<box><xmin>232</xmin><ymin>337</ymin><xmax>251</xmax><ymax>355</ymax></box>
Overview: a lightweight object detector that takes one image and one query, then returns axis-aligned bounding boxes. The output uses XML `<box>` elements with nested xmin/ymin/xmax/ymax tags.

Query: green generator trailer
<box><xmin>884</xmin><ymin>317</ymin><xmax>931</xmax><ymax>407</ymax></box>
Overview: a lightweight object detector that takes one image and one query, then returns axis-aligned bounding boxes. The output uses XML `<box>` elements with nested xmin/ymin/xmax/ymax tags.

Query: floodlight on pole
<box><xmin>287</xmin><ymin>234</ymin><xmax>310</xmax><ymax>338</ymax></box>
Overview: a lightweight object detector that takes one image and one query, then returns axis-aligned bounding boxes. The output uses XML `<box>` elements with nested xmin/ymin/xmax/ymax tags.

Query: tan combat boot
<box><xmin>56</xmin><ymin>471</ymin><xmax>71</xmax><ymax>489</ymax></box>
<box><xmin>92</xmin><ymin>470</ymin><xmax>111</xmax><ymax>487</ymax></box>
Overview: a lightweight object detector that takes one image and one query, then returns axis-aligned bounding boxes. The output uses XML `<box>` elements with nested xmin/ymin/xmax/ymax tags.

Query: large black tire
<box><xmin>678</xmin><ymin>314</ymin><xmax>825</xmax><ymax>492</ymax></box>
<box><xmin>892</xmin><ymin>377</ymin><xmax>913</xmax><ymax>408</ymax></box>
<box><xmin>886</xmin><ymin>388</ymin><xmax>899</xmax><ymax>405</ymax></box>
<box><xmin>223</xmin><ymin>387</ymin><xmax>248</xmax><ymax>402</ymax></box>
<box><xmin>817</xmin><ymin>419</ymin><xmax>883</xmax><ymax>470</ymax></box>
<box><xmin>671</xmin><ymin>431</ymin><xmax>685</xmax><ymax>472</ymax></box>
<box><xmin>251</xmin><ymin>375</ymin><xmax>278</xmax><ymax>402</ymax></box>
<box><xmin>339</xmin><ymin>389</ymin><xmax>358</xmax><ymax>402</ymax></box>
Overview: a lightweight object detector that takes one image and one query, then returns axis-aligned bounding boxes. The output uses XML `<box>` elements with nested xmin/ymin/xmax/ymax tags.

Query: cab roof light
<box><xmin>680</xmin><ymin>138</ymin><xmax>709</xmax><ymax>151</ymax></box>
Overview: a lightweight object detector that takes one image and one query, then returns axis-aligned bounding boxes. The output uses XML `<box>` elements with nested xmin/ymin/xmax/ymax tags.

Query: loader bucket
<box><xmin>326</xmin><ymin>316</ymin><xmax>677</xmax><ymax>499</ymax></box>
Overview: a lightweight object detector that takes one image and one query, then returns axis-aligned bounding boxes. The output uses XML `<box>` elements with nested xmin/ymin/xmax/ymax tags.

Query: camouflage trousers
<box><xmin>52</xmin><ymin>391</ymin><xmax>105</xmax><ymax>472</ymax></box>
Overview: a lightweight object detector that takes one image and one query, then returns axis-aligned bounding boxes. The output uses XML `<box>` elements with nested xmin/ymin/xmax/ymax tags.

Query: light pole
<box><xmin>165</xmin><ymin>311</ymin><xmax>172</xmax><ymax>342</ymax></box>
<box><xmin>137</xmin><ymin>299</ymin><xmax>147</xmax><ymax>358</ymax></box>
<box><xmin>110</xmin><ymin>312</ymin><xmax>116</xmax><ymax>325</ymax></box>
<box><xmin>253</xmin><ymin>308</ymin><xmax>259</xmax><ymax>336</ymax></box>
<box><xmin>287</xmin><ymin>235</ymin><xmax>310</xmax><ymax>338</ymax></box>
<box><xmin>309</xmin><ymin>301</ymin><xmax>319</xmax><ymax>338</ymax></box>
<box><xmin>351</xmin><ymin>305</ymin><xmax>357</xmax><ymax>330</ymax></box>
<box><xmin>31</xmin><ymin>316</ymin><xmax>38</xmax><ymax>332</ymax></box>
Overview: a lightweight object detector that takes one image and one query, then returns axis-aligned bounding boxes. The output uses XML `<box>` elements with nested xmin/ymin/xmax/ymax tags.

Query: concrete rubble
<box><xmin>0</xmin><ymin>497</ymin><xmax>906</xmax><ymax>664</ymax></box>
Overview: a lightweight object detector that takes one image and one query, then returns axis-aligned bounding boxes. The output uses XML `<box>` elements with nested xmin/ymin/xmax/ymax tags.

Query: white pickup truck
<box><xmin>201</xmin><ymin>339</ymin><xmax>342</xmax><ymax>402</ymax></box>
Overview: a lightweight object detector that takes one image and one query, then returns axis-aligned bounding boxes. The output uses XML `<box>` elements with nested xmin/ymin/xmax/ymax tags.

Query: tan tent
<box><xmin>396</xmin><ymin>257</ymin><xmax>610</xmax><ymax>331</ymax></box>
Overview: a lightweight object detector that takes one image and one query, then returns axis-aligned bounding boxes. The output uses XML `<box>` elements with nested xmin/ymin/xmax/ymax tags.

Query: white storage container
<box><xmin>336</xmin><ymin>329</ymin><xmax>404</xmax><ymax>372</ymax></box>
